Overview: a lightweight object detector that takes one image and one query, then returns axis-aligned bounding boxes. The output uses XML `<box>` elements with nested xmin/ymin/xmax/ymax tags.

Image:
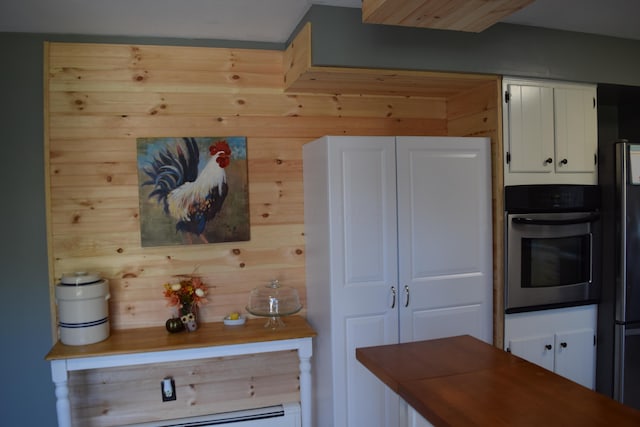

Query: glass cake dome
<box><xmin>246</xmin><ymin>280</ymin><xmax>302</xmax><ymax>329</ymax></box>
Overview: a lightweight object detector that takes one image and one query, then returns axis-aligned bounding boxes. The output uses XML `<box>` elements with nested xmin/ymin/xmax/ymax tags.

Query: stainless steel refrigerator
<box><xmin>597</xmin><ymin>140</ymin><xmax>640</xmax><ymax>409</ymax></box>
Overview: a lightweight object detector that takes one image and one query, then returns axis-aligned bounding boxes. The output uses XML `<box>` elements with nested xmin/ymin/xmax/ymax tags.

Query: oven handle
<box><xmin>511</xmin><ymin>213</ymin><xmax>600</xmax><ymax>226</ymax></box>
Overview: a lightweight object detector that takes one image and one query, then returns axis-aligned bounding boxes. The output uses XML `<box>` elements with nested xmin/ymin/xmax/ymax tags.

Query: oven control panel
<box><xmin>505</xmin><ymin>184</ymin><xmax>600</xmax><ymax>213</ymax></box>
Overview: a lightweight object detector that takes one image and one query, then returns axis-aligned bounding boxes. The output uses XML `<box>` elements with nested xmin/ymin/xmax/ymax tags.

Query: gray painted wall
<box><xmin>0</xmin><ymin>32</ymin><xmax>278</xmax><ymax>427</ymax></box>
<box><xmin>1</xmin><ymin>6</ymin><xmax>640</xmax><ymax>426</ymax></box>
<box><xmin>302</xmin><ymin>6</ymin><xmax>640</xmax><ymax>87</ymax></box>
<box><xmin>0</xmin><ymin>33</ymin><xmax>55</xmax><ymax>426</ymax></box>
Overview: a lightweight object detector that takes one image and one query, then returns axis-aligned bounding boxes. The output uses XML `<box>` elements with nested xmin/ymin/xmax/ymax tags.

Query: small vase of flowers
<box><xmin>163</xmin><ymin>275</ymin><xmax>208</xmax><ymax>332</ymax></box>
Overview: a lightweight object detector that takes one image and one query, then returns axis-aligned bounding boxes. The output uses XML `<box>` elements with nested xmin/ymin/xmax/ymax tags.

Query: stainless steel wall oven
<box><xmin>505</xmin><ymin>185</ymin><xmax>601</xmax><ymax>313</ymax></box>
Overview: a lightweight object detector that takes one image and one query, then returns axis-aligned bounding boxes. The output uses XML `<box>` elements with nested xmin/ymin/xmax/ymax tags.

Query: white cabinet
<box><xmin>402</xmin><ymin>401</ymin><xmax>434</xmax><ymax>427</ymax></box>
<box><xmin>503</xmin><ymin>78</ymin><xmax>597</xmax><ymax>185</ymax></box>
<box><xmin>504</xmin><ymin>305</ymin><xmax>597</xmax><ymax>389</ymax></box>
<box><xmin>303</xmin><ymin>136</ymin><xmax>493</xmax><ymax>427</ymax></box>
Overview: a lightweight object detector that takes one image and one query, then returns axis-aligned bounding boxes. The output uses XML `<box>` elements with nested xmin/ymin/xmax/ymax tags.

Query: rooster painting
<box><xmin>137</xmin><ymin>136</ymin><xmax>249</xmax><ymax>246</ymax></box>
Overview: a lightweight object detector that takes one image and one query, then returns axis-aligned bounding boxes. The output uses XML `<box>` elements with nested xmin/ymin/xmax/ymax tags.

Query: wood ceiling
<box><xmin>362</xmin><ymin>0</ymin><xmax>535</xmax><ymax>33</ymax></box>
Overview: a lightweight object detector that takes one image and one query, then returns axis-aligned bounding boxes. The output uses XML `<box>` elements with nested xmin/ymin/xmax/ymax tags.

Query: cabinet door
<box><xmin>554</xmin><ymin>328</ymin><xmax>595</xmax><ymax>389</ymax></box>
<box><xmin>396</xmin><ymin>137</ymin><xmax>492</xmax><ymax>344</ymax></box>
<box><xmin>328</xmin><ymin>137</ymin><xmax>401</xmax><ymax>427</ymax></box>
<box><xmin>508</xmin><ymin>334</ymin><xmax>555</xmax><ymax>372</ymax></box>
<box><xmin>505</xmin><ymin>83</ymin><xmax>555</xmax><ymax>173</ymax></box>
<box><xmin>403</xmin><ymin>401</ymin><xmax>434</xmax><ymax>427</ymax></box>
<box><xmin>554</xmin><ymin>86</ymin><xmax>598</xmax><ymax>173</ymax></box>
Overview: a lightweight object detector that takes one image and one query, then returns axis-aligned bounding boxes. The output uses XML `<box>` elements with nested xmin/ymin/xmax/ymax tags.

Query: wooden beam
<box><xmin>362</xmin><ymin>0</ymin><xmax>534</xmax><ymax>33</ymax></box>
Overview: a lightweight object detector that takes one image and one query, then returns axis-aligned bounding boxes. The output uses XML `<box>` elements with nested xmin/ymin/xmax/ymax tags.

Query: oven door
<box><xmin>505</xmin><ymin>211</ymin><xmax>600</xmax><ymax>313</ymax></box>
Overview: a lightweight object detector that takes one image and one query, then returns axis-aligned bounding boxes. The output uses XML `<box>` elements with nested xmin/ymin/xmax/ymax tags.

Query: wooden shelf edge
<box><xmin>45</xmin><ymin>315</ymin><xmax>316</xmax><ymax>361</ymax></box>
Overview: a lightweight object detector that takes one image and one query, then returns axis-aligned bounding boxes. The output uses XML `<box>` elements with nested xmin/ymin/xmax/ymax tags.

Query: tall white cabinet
<box><xmin>303</xmin><ymin>136</ymin><xmax>493</xmax><ymax>427</ymax></box>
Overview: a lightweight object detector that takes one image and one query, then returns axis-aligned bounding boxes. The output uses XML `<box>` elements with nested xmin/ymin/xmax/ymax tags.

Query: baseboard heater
<box><xmin>127</xmin><ymin>402</ymin><xmax>301</xmax><ymax>427</ymax></box>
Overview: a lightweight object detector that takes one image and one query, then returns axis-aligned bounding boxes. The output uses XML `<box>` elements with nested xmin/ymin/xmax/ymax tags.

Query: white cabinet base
<box><xmin>505</xmin><ymin>305</ymin><xmax>597</xmax><ymax>389</ymax></box>
<box><xmin>402</xmin><ymin>400</ymin><xmax>434</xmax><ymax>427</ymax></box>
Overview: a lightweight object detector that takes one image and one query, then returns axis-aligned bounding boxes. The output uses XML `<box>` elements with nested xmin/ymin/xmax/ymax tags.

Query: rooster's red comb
<box><xmin>210</xmin><ymin>139</ymin><xmax>231</xmax><ymax>156</ymax></box>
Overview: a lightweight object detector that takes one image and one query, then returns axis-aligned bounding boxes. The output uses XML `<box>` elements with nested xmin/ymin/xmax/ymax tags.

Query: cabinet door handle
<box><xmin>545</xmin><ymin>344</ymin><xmax>553</xmax><ymax>350</ymax></box>
<box><xmin>390</xmin><ymin>286</ymin><xmax>396</xmax><ymax>309</ymax></box>
<box><xmin>544</xmin><ymin>157</ymin><xmax>553</xmax><ymax>165</ymax></box>
<box><xmin>404</xmin><ymin>285</ymin><xmax>410</xmax><ymax>308</ymax></box>
<box><xmin>560</xmin><ymin>342</ymin><xmax>568</xmax><ymax>348</ymax></box>
<box><xmin>560</xmin><ymin>158</ymin><xmax>568</xmax><ymax>165</ymax></box>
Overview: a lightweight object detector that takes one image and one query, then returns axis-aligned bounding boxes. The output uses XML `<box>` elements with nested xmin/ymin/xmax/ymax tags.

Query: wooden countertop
<box><xmin>46</xmin><ymin>315</ymin><xmax>316</xmax><ymax>361</ymax></box>
<box><xmin>356</xmin><ymin>335</ymin><xmax>640</xmax><ymax>426</ymax></box>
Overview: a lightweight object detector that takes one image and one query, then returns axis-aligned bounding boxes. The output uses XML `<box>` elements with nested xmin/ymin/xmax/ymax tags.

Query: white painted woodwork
<box><xmin>503</xmin><ymin>78</ymin><xmax>598</xmax><ymax>185</ymax></box>
<box><xmin>396</xmin><ymin>137</ymin><xmax>493</xmax><ymax>344</ymax></box>
<box><xmin>505</xmin><ymin>305</ymin><xmax>597</xmax><ymax>389</ymax></box>
<box><xmin>304</xmin><ymin>136</ymin><xmax>400</xmax><ymax>427</ymax></box>
<box><xmin>504</xmin><ymin>83</ymin><xmax>555</xmax><ymax>174</ymax></box>
<box><xmin>304</xmin><ymin>136</ymin><xmax>493</xmax><ymax>427</ymax></box>
<box><xmin>554</xmin><ymin>328</ymin><xmax>596</xmax><ymax>389</ymax></box>
<box><xmin>554</xmin><ymin>86</ymin><xmax>599</xmax><ymax>173</ymax></box>
<box><xmin>49</xmin><ymin>335</ymin><xmax>313</xmax><ymax>427</ymax></box>
<box><xmin>403</xmin><ymin>400</ymin><xmax>435</xmax><ymax>427</ymax></box>
<box><xmin>509</xmin><ymin>334</ymin><xmax>555</xmax><ymax>372</ymax></box>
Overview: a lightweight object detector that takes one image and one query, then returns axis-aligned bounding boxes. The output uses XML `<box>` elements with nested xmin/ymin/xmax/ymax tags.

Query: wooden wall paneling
<box><xmin>283</xmin><ymin>22</ymin><xmax>312</xmax><ymax>91</ymax></box>
<box><xmin>284</xmin><ymin>22</ymin><xmax>497</xmax><ymax>98</ymax></box>
<box><xmin>46</xmin><ymin>41</ymin><xmax>451</xmax><ymax>334</ymax></box>
<box><xmin>45</xmin><ymin>38</ymin><xmax>504</xmax><ymax>425</ymax></box>
<box><xmin>68</xmin><ymin>351</ymin><xmax>300</xmax><ymax>427</ymax></box>
<box><xmin>447</xmin><ymin>78</ymin><xmax>504</xmax><ymax>347</ymax></box>
<box><xmin>361</xmin><ymin>0</ymin><xmax>534</xmax><ymax>33</ymax></box>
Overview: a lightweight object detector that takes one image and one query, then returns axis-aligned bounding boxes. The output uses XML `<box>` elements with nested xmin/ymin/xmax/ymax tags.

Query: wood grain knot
<box><xmin>232</xmin><ymin>248</ymin><xmax>241</xmax><ymax>255</ymax></box>
<box><xmin>117</xmin><ymin>248</ymin><xmax>123</xmax><ymax>254</ymax></box>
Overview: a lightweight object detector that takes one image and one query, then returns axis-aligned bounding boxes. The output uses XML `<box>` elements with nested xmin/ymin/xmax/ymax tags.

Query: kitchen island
<box><xmin>356</xmin><ymin>335</ymin><xmax>640</xmax><ymax>426</ymax></box>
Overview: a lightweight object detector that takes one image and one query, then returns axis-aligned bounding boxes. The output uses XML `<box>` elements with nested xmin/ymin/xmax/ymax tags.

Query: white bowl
<box><xmin>223</xmin><ymin>315</ymin><xmax>246</xmax><ymax>326</ymax></box>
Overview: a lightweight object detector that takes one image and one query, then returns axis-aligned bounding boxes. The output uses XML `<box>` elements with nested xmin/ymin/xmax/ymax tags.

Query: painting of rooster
<box><xmin>137</xmin><ymin>136</ymin><xmax>250</xmax><ymax>247</ymax></box>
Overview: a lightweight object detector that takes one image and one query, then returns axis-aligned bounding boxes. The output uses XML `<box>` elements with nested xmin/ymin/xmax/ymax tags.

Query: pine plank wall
<box><xmin>44</xmin><ymin>40</ymin><xmax>503</xmax><ymax>425</ymax></box>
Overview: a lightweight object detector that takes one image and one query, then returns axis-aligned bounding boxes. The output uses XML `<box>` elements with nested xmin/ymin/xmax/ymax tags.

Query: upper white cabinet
<box><xmin>503</xmin><ymin>78</ymin><xmax>597</xmax><ymax>185</ymax></box>
<box><xmin>304</xmin><ymin>136</ymin><xmax>493</xmax><ymax>427</ymax></box>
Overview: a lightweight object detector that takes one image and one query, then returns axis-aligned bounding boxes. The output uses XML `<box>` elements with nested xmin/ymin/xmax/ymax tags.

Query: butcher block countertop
<box><xmin>46</xmin><ymin>315</ymin><xmax>316</xmax><ymax>360</ymax></box>
<box><xmin>356</xmin><ymin>335</ymin><xmax>640</xmax><ymax>426</ymax></box>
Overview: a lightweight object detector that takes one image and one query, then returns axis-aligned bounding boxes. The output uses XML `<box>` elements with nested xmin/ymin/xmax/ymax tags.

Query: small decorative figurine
<box><xmin>181</xmin><ymin>312</ymin><xmax>198</xmax><ymax>332</ymax></box>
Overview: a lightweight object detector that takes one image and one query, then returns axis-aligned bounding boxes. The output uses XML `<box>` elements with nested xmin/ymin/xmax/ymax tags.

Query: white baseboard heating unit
<box><xmin>127</xmin><ymin>403</ymin><xmax>301</xmax><ymax>427</ymax></box>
